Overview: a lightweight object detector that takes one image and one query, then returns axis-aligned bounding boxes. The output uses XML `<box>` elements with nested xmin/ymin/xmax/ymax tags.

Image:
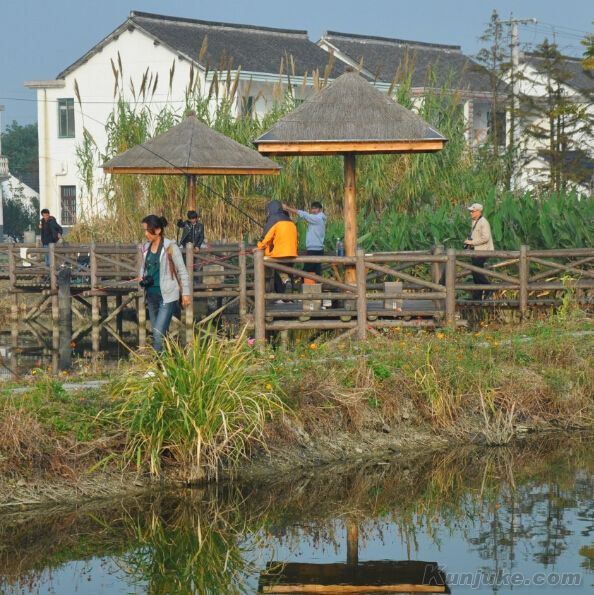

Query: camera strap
<box><xmin>469</xmin><ymin>216</ymin><xmax>482</xmax><ymax>239</ymax></box>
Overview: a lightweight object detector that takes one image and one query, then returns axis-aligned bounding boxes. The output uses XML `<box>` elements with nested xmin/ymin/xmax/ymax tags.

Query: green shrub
<box><xmin>112</xmin><ymin>331</ymin><xmax>285</xmax><ymax>482</ymax></box>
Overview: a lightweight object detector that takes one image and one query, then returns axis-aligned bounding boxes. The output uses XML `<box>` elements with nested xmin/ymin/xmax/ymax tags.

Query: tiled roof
<box><xmin>322</xmin><ymin>31</ymin><xmax>494</xmax><ymax>93</ymax></box>
<box><xmin>57</xmin><ymin>11</ymin><xmax>342</xmax><ymax>79</ymax></box>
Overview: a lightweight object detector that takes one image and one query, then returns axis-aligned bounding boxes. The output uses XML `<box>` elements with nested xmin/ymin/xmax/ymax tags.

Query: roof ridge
<box><xmin>130</xmin><ymin>10</ymin><xmax>308</xmax><ymax>36</ymax></box>
<box><xmin>323</xmin><ymin>30</ymin><xmax>461</xmax><ymax>52</ymax></box>
<box><xmin>524</xmin><ymin>51</ymin><xmax>589</xmax><ymax>64</ymax></box>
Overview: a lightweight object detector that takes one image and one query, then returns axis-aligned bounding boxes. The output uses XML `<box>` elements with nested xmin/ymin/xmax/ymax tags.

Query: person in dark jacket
<box><xmin>39</xmin><ymin>209</ymin><xmax>63</xmax><ymax>245</ymax></box>
<box><xmin>177</xmin><ymin>210</ymin><xmax>204</xmax><ymax>250</ymax></box>
<box><xmin>38</xmin><ymin>209</ymin><xmax>63</xmax><ymax>265</ymax></box>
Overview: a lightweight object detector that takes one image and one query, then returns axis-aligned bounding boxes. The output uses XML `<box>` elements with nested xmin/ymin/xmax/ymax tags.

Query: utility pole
<box><xmin>496</xmin><ymin>15</ymin><xmax>537</xmax><ymax>188</ymax></box>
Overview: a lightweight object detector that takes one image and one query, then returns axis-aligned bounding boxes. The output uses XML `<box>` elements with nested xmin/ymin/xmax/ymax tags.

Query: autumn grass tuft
<box><xmin>110</xmin><ymin>329</ymin><xmax>285</xmax><ymax>482</ymax></box>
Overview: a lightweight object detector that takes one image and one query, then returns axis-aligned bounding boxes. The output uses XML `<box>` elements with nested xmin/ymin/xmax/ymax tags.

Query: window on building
<box><xmin>487</xmin><ymin>111</ymin><xmax>507</xmax><ymax>147</ymax></box>
<box><xmin>58</xmin><ymin>98</ymin><xmax>75</xmax><ymax>138</ymax></box>
<box><xmin>60</xmin><ymin>186</ymin><xmax>76</xmax><ymax>225</ymax></box>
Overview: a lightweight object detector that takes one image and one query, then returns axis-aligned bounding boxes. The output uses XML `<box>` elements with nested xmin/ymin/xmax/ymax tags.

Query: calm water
<box><xmin>1</xmin><ymin>435</ymin><xmax>594</xmax><ymax>594</ymax></box>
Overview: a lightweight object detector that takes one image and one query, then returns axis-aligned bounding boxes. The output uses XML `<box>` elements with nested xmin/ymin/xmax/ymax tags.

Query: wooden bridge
<box><xmin>1</xmin><ymin>242</ymin><xmax>593</xmax><ymax>364</ymax></box>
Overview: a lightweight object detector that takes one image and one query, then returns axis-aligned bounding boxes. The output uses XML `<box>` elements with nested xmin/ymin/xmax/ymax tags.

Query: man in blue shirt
<box><xmin>283</xmin><ymin>201</ymin><xmax>327</xmax><ymax>281</ymax></box>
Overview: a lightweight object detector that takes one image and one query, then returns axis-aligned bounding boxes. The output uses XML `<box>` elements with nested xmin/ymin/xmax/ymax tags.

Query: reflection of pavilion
<box><xmin>259</xmin><ymin>520</ymin><xmax>449</xmax><ymax>593</ymax></box>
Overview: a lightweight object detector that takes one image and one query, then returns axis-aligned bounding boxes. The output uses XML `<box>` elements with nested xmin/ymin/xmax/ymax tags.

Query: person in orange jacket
<box><xmin>257</xmin><ymin>200</ymin><xmax>298</xmax><ymax>295</ymax></box>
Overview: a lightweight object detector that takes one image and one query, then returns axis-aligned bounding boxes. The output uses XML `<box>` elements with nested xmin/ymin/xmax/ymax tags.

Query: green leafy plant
<box><xmin>111</xmin><ymin>330</ymin><xmax>285</xmax><ymax>482</ymax></box>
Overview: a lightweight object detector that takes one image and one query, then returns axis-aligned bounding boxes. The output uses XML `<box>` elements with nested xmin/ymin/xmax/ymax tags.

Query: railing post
<box><xmin>254</xmin><ymin>249</ymin><xmax>266</xmax><ymax>347</ymax></box>
<box><xmin>239</xmin><ymin>241</ymin><xmax>247</xmax><ymax>326</ymax></box>
<box><xmin>58</xmin><ymin>266</ymin><xmax>72</xmax><ymax>370</ymax></box>
<box><xmin>90</xmin><ymin>242</ymin><xmax>100</xmax><ymax>357</ymax></box>
<box><xmin>136</xmin><ymin>243</ymin><xmax>146</xmax><ymax>349</ymax></box>
<box><xmin>519</xmin><ymin>245</ymin><xmax>529</xmax><ymax>319</ymax></box>
<box><xmin>8</xmin><ymin>244</ymin><xmax>16</xmax><ymax>288</ymax></box>
<box><xmin>445</xmin><ymin>248</ymin><xmax>457</xmax><ymax>328</ymax></box>
<box><xmin>49</xmin><ymin>242</ymin><xmax>59</xmax><ymax>366</ymax></box>
<box><xmin>431</xmin><ymin>244</ymin><xmax>445</xmax><ymax>285</ymax></box>
<box><xmin>356</xmin><ymin>248</ymin><xmax>367</xmax><ymax>340</ymax></box>
<box><xmin>185</xmin><ymin>242</ymin><xmax>194</xmax><ymax>344</ymax></box>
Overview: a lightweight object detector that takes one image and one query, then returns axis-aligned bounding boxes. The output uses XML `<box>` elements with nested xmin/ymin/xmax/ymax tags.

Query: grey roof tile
<box><xmin>323</xmin><ymin>31</ymin><xmax>494</xmax><ymax>93</ymax></box>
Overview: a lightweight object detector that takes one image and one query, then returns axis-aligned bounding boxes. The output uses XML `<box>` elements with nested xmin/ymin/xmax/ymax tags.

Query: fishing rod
<box><xmin>136</xmin><ymin>142</ymin><xmax>264</xmax><ymax>229</ymax></box>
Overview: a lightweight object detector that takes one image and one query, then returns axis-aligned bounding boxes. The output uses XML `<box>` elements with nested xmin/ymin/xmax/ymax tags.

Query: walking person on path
<box><xmin>464</xmin><ymin>202</ymin><xmax>494</xmax><ymax>300</ymax></box>
<box><xmin>139</xmin><ymin>215</ymin><xmax>191</xmax><ymax>352</ymax></box>
<box><xmin>282</xmin><ymin>201</ymin><xmax>327</xmax><ymax>283</ymax></box>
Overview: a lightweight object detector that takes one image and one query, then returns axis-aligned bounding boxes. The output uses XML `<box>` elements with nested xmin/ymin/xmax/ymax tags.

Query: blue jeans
<box><xmin>146</xmin><ymin>292</ymin><xmax>176</xmax><ymax>352</ymax></box>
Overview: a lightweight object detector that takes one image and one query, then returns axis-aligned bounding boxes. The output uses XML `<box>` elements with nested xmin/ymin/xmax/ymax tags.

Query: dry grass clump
<box><xmin>0</xmin><ymin>403</ymin><xmax>119</xmax><ymax>479</ymax></box>
<box><xmin>276</xmin><ymin>355</ymin><xmax>402</xmax><ymax>441</ymax></box>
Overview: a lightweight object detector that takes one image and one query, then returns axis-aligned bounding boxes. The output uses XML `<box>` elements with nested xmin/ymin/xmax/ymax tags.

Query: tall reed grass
<box><xmin>111</xmin><ymin>331</ymin><xmax>285</xmax><ymax>482</ymax></box>
<box><xmin>70</xmin><ymin>57</ymin><xmax>594</xmax><ymax>250</ymax></box>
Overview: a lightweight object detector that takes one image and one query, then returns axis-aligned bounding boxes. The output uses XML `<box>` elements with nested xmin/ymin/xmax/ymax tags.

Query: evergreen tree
<box><xmin>520</xmin><ymin>40</ymin><xmax>594</xmax><ymax>192</ymax></box>
<box><xmin>1</xmin><ymin>121</ymin><xmax>39</xmax><ymax>192</ymax></box>
<box><xmin>473</xmin><ymin>10</ymin><xmax>517</xmax><ymax>189</ymax></box>
<box><xmin>582</xmin><ymin>21</ymin><xmax>594</xmax><ymax>70</ymax></box>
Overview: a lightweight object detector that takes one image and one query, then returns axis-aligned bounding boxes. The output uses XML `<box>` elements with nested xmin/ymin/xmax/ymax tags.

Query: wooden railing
<box><xmin>252</xmin><ymin>246</ymin><xmax>594</xmax><ymax>342</ymax></box>
<box><xmin>2</xmin><ymin>242</ymin><xmax>593</xmax><ymax>350</ymax></box>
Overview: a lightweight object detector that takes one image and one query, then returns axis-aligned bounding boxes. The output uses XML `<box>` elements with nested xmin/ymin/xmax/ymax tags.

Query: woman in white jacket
<box><xmin>140</xmin><ymin>215</ymin><xmax>191</xmax><ymax>351</ymax></box>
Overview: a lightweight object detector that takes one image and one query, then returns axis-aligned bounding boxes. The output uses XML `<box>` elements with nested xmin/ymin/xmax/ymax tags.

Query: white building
<box><xmin>24</xmin><ymin>11</ymin><xmax>342</xmax><ymax>227</ymax></box>
<box><xmin>318</xmin><ymin>31</ymin><xmax>500</xmax><ymax>148</ymax></box>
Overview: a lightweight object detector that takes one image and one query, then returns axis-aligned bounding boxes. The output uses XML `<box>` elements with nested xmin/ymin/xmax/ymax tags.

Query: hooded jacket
<box><xmin>257</xmin><ymin>200</ymin><xmax>297</xmax><ymax>257</ymax></box>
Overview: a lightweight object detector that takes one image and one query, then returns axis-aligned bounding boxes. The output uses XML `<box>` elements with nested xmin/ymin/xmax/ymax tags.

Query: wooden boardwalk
<box><xmin>1</xmin><ymin>242</ymin><xmax>593</xmax><ymax>361</ymax></box>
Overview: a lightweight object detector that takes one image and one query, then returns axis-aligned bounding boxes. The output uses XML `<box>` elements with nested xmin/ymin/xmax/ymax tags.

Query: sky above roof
<box><xmin>1</xmin><ymin>0</ymin><xmax>592</xmax><ymax>127</ymax></box>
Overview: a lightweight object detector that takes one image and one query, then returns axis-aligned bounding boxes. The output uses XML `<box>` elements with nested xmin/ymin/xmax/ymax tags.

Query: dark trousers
<box><xmin>471</xmin><ymin>257</ymin><xmax>489</xmax><ymax>300</ymax></box>
<box><xmin>303</xmin><ymin>249</ymin><xmax>324</xmax><ymax>279</ymax></box>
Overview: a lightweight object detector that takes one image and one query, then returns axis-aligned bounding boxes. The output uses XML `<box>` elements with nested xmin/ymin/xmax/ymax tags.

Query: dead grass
<box><xmin>0</xmin><ymin>402</ymin><xmax>123</xmax><ymax>480</ymax></box>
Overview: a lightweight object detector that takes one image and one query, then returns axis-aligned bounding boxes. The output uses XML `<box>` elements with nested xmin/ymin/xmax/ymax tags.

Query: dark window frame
<box><xmin>60</xmin><ymin>185</ymin><xmax>77</xmax><ymax>226</ymax></box>
<box><xmin>58</xmin><ymin>98</ymin><xmax>75</xmax><ymax>138</ymax></box>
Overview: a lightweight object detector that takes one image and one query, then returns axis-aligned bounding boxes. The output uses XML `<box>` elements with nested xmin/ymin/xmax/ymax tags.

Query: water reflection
<box><xmin>1</xmin><ymin>435</ymin><xmax>594</xmax><ymax>593</ymax></box>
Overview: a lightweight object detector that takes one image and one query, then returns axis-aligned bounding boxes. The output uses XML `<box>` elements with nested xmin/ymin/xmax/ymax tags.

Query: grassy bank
<box><xmin>1</xmin><ymin>314</ymin><xmax>593</xmax><ymax>505</ymax></box>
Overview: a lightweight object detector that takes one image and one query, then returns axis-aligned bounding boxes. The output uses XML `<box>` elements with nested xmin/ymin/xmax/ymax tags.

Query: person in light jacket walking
<box><xmin>464</xmin><ymin>203</ymin><xmax>494</xmax><ymax>300</ymax></box>
<box><xmin>139</xmin><ymin>215</ymin><xmax>191</xmax><ymax>352</ymax></box>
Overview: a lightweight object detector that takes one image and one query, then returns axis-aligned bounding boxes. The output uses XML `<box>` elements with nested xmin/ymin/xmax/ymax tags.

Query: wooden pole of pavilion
<box><xmin>343</xmin><ymin>154</ymin><xmax>357</xmax><ymax>284</ymax></box>
<box><xmin>187</xmin><ymin>174</ymin><xmax>197</xmax><ymax>211</ymax></box>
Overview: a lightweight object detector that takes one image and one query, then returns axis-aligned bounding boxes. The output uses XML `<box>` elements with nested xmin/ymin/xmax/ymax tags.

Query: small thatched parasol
<box><xmin>102</xmin><ymin>112</ymin><xmax>280</xmax><ymax>210</ymax></box>
<box><xmin>254</xmin><ymin>69</ymin><xmax>447</xmax><ymax>281</ymax></box>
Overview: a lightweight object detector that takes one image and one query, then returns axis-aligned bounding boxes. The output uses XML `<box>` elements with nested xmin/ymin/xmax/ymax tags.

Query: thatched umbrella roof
<box><xmin>254</xmin><ymin>70</ymin><xmax>446</xmax><ymax>293</ymax></box>
<box><xmin>102</xmin><ymin>113</ymin><xmax>280</xmax><ymax>175</ymax></box>
<box><xmin>254</xmin><ymin>69</ymin><xmax>446</xmax><ymax>155</ymax></box>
